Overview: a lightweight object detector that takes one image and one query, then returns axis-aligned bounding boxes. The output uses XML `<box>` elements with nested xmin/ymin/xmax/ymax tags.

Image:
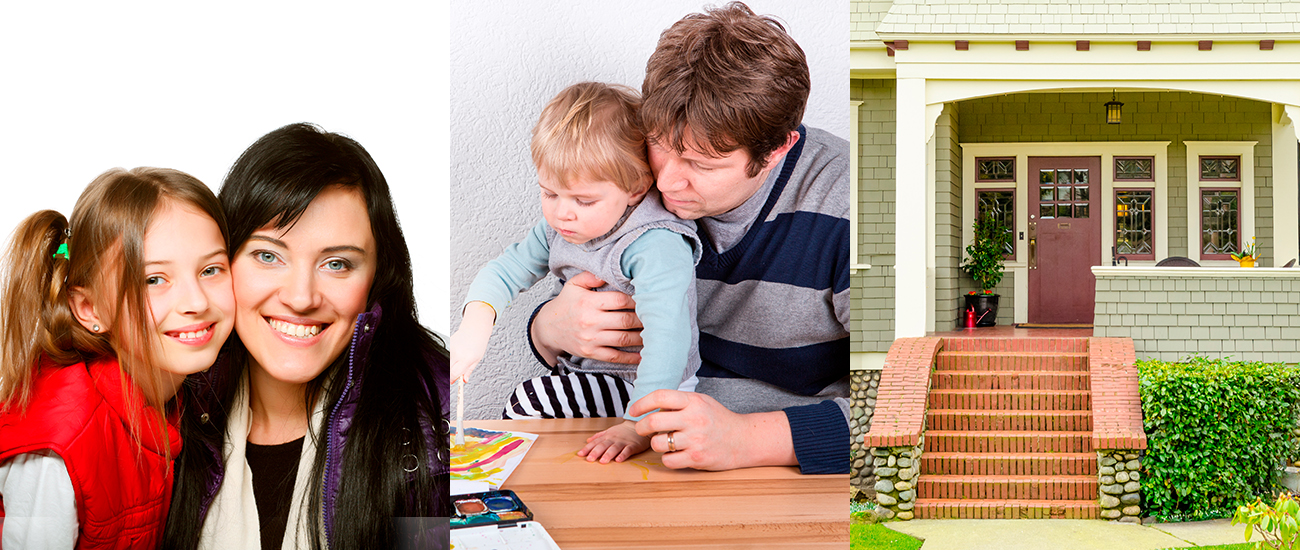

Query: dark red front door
<box><xmin>1028</xmin><ymin>157</ymin><xmax>1101</xmax><ymax>324</ymax></box>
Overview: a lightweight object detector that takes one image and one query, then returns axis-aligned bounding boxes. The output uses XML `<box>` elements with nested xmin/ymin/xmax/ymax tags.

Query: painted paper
<box><xmin>451</xmin><ymin>427</ymin><xmax>538</xmax><ymax>492</ymax></box>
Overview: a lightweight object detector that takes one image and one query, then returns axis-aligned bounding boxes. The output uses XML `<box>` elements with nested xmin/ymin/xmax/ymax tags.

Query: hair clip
<box><xmin>53</xmin><ymin>243</ymin><xmax>69</xmax><ymax>260</ymax></box>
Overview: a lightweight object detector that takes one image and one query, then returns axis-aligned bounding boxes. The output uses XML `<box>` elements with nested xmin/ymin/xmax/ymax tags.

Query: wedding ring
<box><xmin>667</xmin><ymin>431</ymin><xmax>677</xmax><ymax>453</ymax></box>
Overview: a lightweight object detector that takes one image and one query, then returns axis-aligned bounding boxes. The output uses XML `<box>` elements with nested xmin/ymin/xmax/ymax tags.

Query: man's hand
<box><xmin>530</xmin><ymin>271</ymin><xmax>643</xmax><ymax>366</ymax></box>
<box><xmin>630</xmin><ymin>390</ymin><xmax>797</xmax><ymax>471</ymax></box>
<box><xmin>577</xmin><ymin>420</ymin><xmax>651</xmax><ymax>464</ymax></box>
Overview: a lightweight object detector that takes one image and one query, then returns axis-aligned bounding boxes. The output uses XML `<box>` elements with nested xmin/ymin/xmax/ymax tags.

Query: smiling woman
<box><xmin>164</xmin><ymin>124</ymin><xmax>449</xmax><ymax>550</ymax></box>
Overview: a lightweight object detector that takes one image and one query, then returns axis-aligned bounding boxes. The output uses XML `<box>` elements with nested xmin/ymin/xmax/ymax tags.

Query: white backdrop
<box><xmin>450</xmin><ymin>0</ymin><xmax>849</xmax><ymax>419</ymax></box>
<box><xmin>0</xmin><ymin>1</ymin><xmax>451</xmax><ymax>335</ymax></box>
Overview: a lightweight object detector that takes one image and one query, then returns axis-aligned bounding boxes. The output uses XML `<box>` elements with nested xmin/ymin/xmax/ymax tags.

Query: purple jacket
<box><xmin>189</xmin><ymin>303</ymin><xmax>448</xmax><ymax>543</ymax></box>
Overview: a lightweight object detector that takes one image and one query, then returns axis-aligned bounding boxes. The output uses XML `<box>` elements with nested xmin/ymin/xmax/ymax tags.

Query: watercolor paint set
<box><xmin>450</xmin><ymin>490</ymin><xmax>561</xmax><ymax>550</ymax></box>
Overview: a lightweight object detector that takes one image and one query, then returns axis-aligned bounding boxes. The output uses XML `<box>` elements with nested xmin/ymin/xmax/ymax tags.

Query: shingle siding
<box><xmin>853</xmin><ymin>79</ymin><xmax>897</xmax><ymax>352</ymax></box>
<box><xmin>875</xmin><ymin>0</ymin><xmax>1300</xmax><ymax>36</ymax></box>
<box><xmin>1095</xmin><ymin>272</ymin><xmax>1300</xmax><ymax>362</ymax></box>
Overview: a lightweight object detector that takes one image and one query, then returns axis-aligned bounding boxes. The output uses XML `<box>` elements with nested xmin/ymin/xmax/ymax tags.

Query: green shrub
<box><xmin>1139</xmin><ymin>357</ymin><xmax>1300</xmax><ymax>521</ymax></box>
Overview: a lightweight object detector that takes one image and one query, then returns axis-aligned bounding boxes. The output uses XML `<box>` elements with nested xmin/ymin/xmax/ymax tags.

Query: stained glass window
<box><xmin>1201</xmin><ymin>190</ymin><xmax>1239</xmax><ymax>256</ymax></box>
<box><xmin>1115</xmin><ymin>157</ymin><xmax>1153</xmax><ymax>181</ymax></box>
<box><xmin>977</xmin><ymin>189</ymin><xmax>1015</xmax><ymax>258</ymax></box>
<box><xmin>977</xmin><ymin>158</ymin><xmax>1015</xmax><ymax>181</ymax></box>
<box><xmin>1200</xmin><ymin>156</ymin><xmax>1240</xmax><ymax>181</ymax></box>
<box><xmin>1115</xmin><ymin>190</ymin><xmax>1153</xmax><ymax>257</ymax></box>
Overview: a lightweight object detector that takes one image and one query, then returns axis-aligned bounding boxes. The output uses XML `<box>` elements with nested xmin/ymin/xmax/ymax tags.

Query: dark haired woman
<box><xmin>164</xmin><ymin>123</ymin><xmax>449</xmax><ymax>550</ymax></box>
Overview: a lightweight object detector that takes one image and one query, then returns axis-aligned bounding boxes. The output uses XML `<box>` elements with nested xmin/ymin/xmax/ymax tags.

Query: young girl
<box><xmin>0</xmin><ymin>167</ymin><xmax>235</xmax><ymax>548</ymax></box>
<box><xmin>451</xmin><ymin>82</ymin><xmax>701</xmax><ymax>463</ymax></box>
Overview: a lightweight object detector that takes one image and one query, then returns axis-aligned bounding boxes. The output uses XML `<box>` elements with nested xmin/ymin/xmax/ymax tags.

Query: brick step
<box><xmin>942</xmin><ymin>338</ymin><xmax>1089</xmax><ymax>353</ymax></box>
<box><xmin>921</xmin><ymin>452</ymin><xmax>1098</xmax><ymax>476</ymax></box>
<box><xmin>927</xmin><ymin>430</ymin><xmax>1093</xmax><ymax>453</ymax></box>
<box><xmin>918</xmin><ymin>474</ymin><xmax>1099</xmax><ymax>501</ymax></box>
<box><xmin>935</xmin><ymin>351</ymin><xmax>1089</xmax><ymax>372</ymax></box>
<box><xmin>931</xmin><ymin>371</ymin><xmax>1091</xmax><ymax>391</ymax></box>
<box><xmin>915</xmin><ymin>498</ymin><xmax>1100</xmax><ymax>519</ymax></box>
<box><xmin>928</xmin><ymin>389</ymin><xmax>1091</xmax><ymax>411</ymax></box>
<box><xmin>927</xmin><ymin>410</ymin><xmax>1093</xmax><ymax>432</ymax></box>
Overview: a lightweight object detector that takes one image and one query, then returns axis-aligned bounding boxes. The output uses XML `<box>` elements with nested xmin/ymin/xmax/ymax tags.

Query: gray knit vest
<box><xmin>546</xmin><ymin>188</ymin><xmax>702</xmax><ymax>385</ymax></box>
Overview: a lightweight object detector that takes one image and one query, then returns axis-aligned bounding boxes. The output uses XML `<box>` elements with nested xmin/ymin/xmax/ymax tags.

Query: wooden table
<box><xmin>467</xmin><ymin>418</ymin><xmax>848</xmax><ymax>549</ymax></box>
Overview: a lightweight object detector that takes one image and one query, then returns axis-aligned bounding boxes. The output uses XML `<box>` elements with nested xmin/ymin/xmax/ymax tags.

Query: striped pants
<box><xmin>503</xmin><ymin>372</ymin><xmax>632</xmax><ymax>420</ymax></box>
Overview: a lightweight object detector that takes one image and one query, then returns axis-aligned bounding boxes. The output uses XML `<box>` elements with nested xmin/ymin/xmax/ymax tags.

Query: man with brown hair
<box><xmin>529</xmin><ymin>2</ymin><xmax>849</xmax><ymax>474</ymax></box>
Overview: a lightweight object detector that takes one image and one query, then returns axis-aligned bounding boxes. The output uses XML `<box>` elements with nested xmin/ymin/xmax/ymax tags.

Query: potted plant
<box><xmin>961</xmin><ymin>211</ymin><xmax>1010</xmax><ymax>327</ymax></box>
<box><xmin>1232</xmin><ymin>236</ymin><xmax>1257</xmax><ymax>267</ymax></box>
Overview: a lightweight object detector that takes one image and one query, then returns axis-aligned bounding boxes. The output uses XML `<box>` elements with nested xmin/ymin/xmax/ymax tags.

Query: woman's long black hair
<box><xmin>164</xmin><ymin>123</ymin><xmax>450</xmax><ymax>549</ymax></box>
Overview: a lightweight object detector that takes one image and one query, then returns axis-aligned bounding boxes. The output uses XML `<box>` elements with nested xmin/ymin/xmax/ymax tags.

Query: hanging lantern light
<box><xmin>1105</xmin><ymin>90</ymin><xmax>1123</xmax><ymax>124</ymax></box>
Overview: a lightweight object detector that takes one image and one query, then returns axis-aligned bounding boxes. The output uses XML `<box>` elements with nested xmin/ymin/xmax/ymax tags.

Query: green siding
<box><xmin>1095</xmin><ymin>272</ymin><xmax>1300</xmax><ymax>362</ymax></box>
<box><xmin>853</xmin><ymin>79</ymin><xmax>896</xmax><ymax>352</ymax></box>
<box><xmin>936</xmin><ymin>104</ymin><xmax>965</xmax><ymax>329</ymax></box>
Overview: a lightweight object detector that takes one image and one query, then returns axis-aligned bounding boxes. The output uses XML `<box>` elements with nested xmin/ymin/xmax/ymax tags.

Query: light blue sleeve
<box><xmin>0</xmin><ymin>451</ymin><xmax>78</xmax><ymax>550</ymax></box>
<box><xmin>620</xmin><ymin>228</ymin><xmax>696</xmax><ymax>420</ymax></box>
<box><xmin>463</xmin><ymin>220</ymin><xmax>552</xmax><ymax>317</ymax></box>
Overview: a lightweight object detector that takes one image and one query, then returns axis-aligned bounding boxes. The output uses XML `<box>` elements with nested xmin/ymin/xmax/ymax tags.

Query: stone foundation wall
<box><xmin>1098</xmin><ymin>450</ymin><xmax>1143</xmax><ymax>522</ymax></box>
<box><xmin>850</xmin><ymin>369</ymin><xmax>882</xmax><ymax>499</ymax></box>
<box><xmin>871</xmin><ymin>441</ymin><xmax>923</xmax><ymax>520</ymax></box>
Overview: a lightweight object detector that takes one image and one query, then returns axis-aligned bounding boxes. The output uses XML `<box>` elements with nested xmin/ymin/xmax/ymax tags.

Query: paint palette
<box><xmin>452</xmin><ymin>490</ymin><xmax>533</xmax><ymax>528</ymax></box>
<box><xmin>450</xmin><ymin>490</ymin><xmax>561</xmax><ymax>550</ymax></box>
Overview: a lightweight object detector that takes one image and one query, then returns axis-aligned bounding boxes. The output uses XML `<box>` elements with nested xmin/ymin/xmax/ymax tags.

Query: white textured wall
<box><xmin>0</xmin><ymin>2</ymin><xmax>450</xmax><ymax>335</ymax></box>
<box><xmin>451</xmin><ymin>0</ymin><xmax>849</xmax><ymax>419</ymax></box>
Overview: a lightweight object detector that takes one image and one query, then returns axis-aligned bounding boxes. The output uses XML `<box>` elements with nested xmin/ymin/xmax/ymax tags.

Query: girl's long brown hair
<box><xmin>0</xmin><ymin>167</ymin><xmax>226</xmax><ymax>420</ymax></box>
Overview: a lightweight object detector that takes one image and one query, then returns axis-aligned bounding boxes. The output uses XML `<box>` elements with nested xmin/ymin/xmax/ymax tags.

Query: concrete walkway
<box><xmin>884</xmin><ymin>518</ymin><xmax>1249</xmax><ymax>550</ymax></box>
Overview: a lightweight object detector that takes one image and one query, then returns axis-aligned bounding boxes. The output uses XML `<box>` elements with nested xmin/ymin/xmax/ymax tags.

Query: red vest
<box><xmin>0</xmin><ymin>358</ymin><xmax>181</xmax><ymax>549</ymax></box>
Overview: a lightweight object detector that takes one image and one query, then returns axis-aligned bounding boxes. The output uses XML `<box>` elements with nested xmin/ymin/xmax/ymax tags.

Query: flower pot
<box><xmin>1279</xmin><ymin>466</ymin><xmax>1300</xmax><ymax>495</ymax></box>
<box><xmin>1238</xmin><ymin>257</ymin><xmax>1256</xmax><ymax>268</ymax></box>
<box><xmin>964</xmin><ymin>294</ymin><xmax>1000</xmax><ymax>327</ymax></box>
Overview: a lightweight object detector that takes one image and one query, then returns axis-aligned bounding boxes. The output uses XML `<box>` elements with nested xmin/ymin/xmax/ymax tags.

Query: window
<box><xmin>1200</xmin><ymin>189</ymin><xmax>1239</xmax><ymax>259</ymax></box>
<box><xmin>1185</xmin><ymin>142</ymin><xmax>1254</xmax><ymax>263</ymax></box>
<box><xmin>1200</xmin><ymin>156</ymin><xmax>1240</xmax><ymax>181</ymax></box>
<box><xmin>977</xmin><ymin>189</ymin><xmax>1015</xmax><ymax>259</ymax></box>
<box><xmin>1114</xmin><ymin>157</ymin><xmax>1154</xmax><ymax>182</ymax></box>
<box><xmin>1115</xmin><ymin>190</ymin><xmax>1153</xmax><ymax>260</ymax></box>
<box><xmin>976</xmin><ymin>157</ymin><xmax>1015</xmax><ymax>182</ymax></box>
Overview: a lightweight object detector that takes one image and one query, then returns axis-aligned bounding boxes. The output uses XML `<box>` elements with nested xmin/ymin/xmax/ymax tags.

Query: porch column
<box><xmin>895</xmin><ymin>78</ymin><xmax>932</xmax><ymax>338</ymax></box>
<box><xmin>1275</xmin><ymin>104</ymin><xmax>1300</xmax><ymax>266</ymax></box>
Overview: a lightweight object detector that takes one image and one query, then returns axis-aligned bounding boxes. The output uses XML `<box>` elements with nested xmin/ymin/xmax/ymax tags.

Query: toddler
<box><xmin>452</xmin><ymin>82</ymin><xmax>700</xmax><ymax>463</ymax></box>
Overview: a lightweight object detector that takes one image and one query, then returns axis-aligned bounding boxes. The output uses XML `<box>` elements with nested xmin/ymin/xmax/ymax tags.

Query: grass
<box><xmin>851</xmin><ymin>523</ymin><xmax>924</xmax><ymax>550</ymax></box>
<box><xmin>1158</xmin><ymin>544</ymin><xmax>1257</xmax><ymax>550</ymax></box>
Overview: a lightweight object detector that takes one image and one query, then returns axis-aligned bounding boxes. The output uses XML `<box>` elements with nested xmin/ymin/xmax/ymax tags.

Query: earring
<box><xmin>92</xmin><ymin>324</ymin><xmax>99</xmax><ymax>333</ymax></box>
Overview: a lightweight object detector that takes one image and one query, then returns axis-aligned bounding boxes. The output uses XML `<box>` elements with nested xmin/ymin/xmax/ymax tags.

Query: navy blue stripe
<box><xmin>785</xmin><ymin>401</ymin><xmax>849</xmax><ymax>474</ymax></box>
<box><xmin>696</xmin><ymin>333</ymin><xmax>848</xmax><ymax>396</ymax></box>
<box><xmin>697</xmin><ymin>211</ymin><xmax>848</xmax><ymax>293</ymax></box>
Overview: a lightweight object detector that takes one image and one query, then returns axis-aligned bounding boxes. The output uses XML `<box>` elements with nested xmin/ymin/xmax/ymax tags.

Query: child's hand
<box><xmin>450</xmin><ymin>302</ymin><xmax>496</xmax><ymax>383</ymax></box>
<box><xmin>577</xmin><ymin>420</ymin><xmax>650</xmax><ymax>463</ymax></box>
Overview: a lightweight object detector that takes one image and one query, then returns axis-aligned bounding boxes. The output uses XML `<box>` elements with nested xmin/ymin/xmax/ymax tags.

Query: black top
<box><xmin>246</xmin><ymin>436</ymin><xmax>306</xmax><ymax>550</ymax></box>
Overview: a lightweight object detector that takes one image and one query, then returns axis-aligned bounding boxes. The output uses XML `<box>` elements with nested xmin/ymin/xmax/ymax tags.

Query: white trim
<box><xmin>1272</xmin><ymin>104</ymin><xmax>1300</xmax><ymax>268</ymax></box>
<box><xmin>1184</xmin><ymin>141</ymin><xmax>1258</xmax><ymax>266</ymax></box>
<box><xmin>1093</xmin><ymin>266</ymin><xmax>1300</xmax><ymax>279</ymax></box>
<box><xmin>895</xmin><ymin>78</ymin><xmax>931</xmax><ymax>338</ymax></box>
<box><xmin>850</xmin><ymin>352</ymin><xmax>887</xmax><ymax>372</ymax></box>
<box><xmin>850</xmin><ymin>99</ymin><xmax>870</xmax><ymax>273</ymax></box>
<box><xmin>962</xmin><ymin>141</ymin><xmax>1171</xmax><ymax>323</ymax></box>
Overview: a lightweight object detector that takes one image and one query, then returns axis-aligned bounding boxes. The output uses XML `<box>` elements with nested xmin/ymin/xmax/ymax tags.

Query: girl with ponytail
<box><xmin>0</xmin><ymin>167</ymin><xmax>236</xmax><ymax>549</ymax></box>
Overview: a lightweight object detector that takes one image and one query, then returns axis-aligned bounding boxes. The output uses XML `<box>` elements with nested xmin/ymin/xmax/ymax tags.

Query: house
<box><xmin>849</xmin><ymin>0</ymin><xmax>1300</xmax><ymax>521</ymax></box>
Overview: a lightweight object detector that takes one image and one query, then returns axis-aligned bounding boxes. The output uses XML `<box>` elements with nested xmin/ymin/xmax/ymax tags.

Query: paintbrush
<box><xmin>456</xmin><ymin>379</ymin><xmax>466</xmax><ymax>447</ymax></box>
